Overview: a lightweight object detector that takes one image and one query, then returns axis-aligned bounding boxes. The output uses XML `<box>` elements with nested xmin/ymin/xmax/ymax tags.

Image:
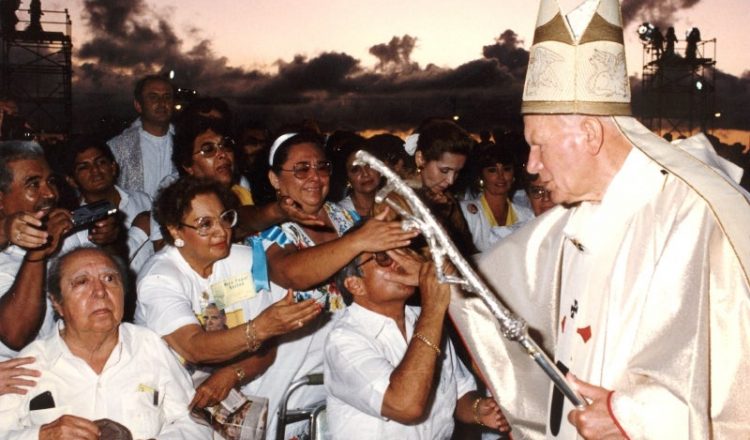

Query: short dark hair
<box><xmin>330</xmin><ymin>133</ymin><xmax>368</xmax><ymax>201</ymax></box>
<box><xmin>0</xmin><ymin>140</ymin><xmax>45</xmax><ymax>193</ymax></box>
<box><xmin>153</xmin><ymin>176</ymin><xmax>239</xmax><ymax>245</ymax></box>
<box><xmin>172</xmin><ymin>115</ymin><xmax>232</xmax><ymax>173</ymax></box>
<box><xmin>134</xmin><ymin>74</ymin><xmax>173</xmax><ymax>103</ymax></box>
<box><xmin>473</xmin><ymin>142</ymin><xmax>516</xmax><ymax>170</ymax></box>
<box><xmin>367</xmin><ymin>133</ymin><xmax>410</xmax><ymax>168</ymax></box>
<box><xmin>62</xmin><ymin>135</ymin><xmax>117</xmax><ymax>177</ymax></box>
<box><xmin>47</xmin><ymin>246</ymin><xmax>128</xmax><ymax>305</ymax></box>
<box><xmin>415</xmin><ymin>118</ymin><xmax>474</xmax><ymax>162</ymax></box>
<box><xmin>467</xmin><ymin>142</ymin><xmax>518</xmax><ymax>198</ymax></box>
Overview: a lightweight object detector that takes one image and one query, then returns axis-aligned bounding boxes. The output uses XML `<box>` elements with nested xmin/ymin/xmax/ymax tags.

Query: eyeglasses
<box><xmin>357</xmin><ymin>252</ymin><xmax>393</xmax><ymax>268</ymax></box>
<box><xmin>180</xmin><ymin>209</ymin><xmax>238</xmax><ymax>236</ymax></box>
<box><xmin>193</xmin><ymin>138</ymin><xmax>235</xmax><ymax>158</ymax></box>
<box><xmin>528</xmin><ymin>186</ymin><xmax>551</xmax><ymax>200</ymax></box>
<box><xmin>280</xmin><ymin>160</ymin><xmax>333</xmax><ymax>179</ymax></box>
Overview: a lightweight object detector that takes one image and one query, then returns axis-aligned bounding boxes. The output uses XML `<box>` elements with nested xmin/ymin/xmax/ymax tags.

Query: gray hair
<box><xmin>0</xmin><ymin>140</ymin><xmax>44</xmax><ymax>193</ymax></box>
<box><xmin>47</xmin><ymin>245</ymin><xmax>128</xmax><ymax>305</ymax></box>
<box><xmin>334</xmin><ymin>256</ymin><xmax>363</xmax><ymax>307</ymax></box>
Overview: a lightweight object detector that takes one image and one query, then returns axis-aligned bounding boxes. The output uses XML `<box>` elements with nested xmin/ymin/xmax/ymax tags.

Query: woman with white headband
<box><xmin>407</xmin><ymin>118</ymin><xmax>478</xmax><ymax>257</ymax></box>
<box><xmin>254</xmin><ymin>130</ymin><xmax>418</xmax><ymax>437</ymax></box>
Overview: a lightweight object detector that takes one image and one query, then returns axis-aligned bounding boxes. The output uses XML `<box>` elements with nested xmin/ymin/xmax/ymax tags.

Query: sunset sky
<box><xmin>48</xmin><ymin>0</ymin><xmax>749</xmax><ymax>78</ymax></box>
<box><xmin>22</xmin><ymin>0</ymin><xmax>748</xmax><ymax>141</ymax></box>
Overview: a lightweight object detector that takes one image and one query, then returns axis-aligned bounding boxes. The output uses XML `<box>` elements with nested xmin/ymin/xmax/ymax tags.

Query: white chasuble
<box><xmin>448</xmin><ymin>117</ymin><xmax>750</xmax><ymax>440</ymax></box>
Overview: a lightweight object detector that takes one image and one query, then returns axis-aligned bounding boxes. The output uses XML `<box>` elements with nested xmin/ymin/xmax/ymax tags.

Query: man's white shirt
<box><xmin>0</xmin><ymin>322</ymin><xmax>210</xmax><ymax>440</ymax></box>
<box><xmin>324</xmin><ymin>303</ymin><xmax>476</xmax><ymax>440</ymax></box>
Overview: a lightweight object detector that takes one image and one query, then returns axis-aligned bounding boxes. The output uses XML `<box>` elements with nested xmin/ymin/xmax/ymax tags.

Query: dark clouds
<box><xmin>73</xmin><ymin>0</ymin><xmax>528</xmax><ymax>132</ymax></box>
<box><xmin>369</xmin><ymin>35</ymin><xmax>419</xmax><ymax>74</ymax></box>
<box><xmin>73</xmin><ymin>0</ymin><xmax>746</xmax><ymax>135</ymax></box>
<box><xmin>76</xmin><ymin>0</ymin><xmax>267</xmax><ymax>96</ymax></box>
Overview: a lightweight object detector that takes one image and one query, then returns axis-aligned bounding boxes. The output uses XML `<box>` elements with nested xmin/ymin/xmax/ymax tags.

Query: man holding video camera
<box><xmin>0</xmin><ymin>140</ymin><xmax>119</xmax><ymax>361</ymax></box>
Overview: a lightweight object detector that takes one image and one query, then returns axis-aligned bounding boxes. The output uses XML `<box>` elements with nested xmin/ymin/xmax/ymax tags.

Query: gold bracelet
<box><xmin>244</xmin><ymin>320</ymin><xmax>261</xmax><ymax>352</ymax></box>
<box><xmin>233</xmin><ymin>366</ymin><xmax>246</xmax><ymax>384</ymax></box>
<box><xmin>412</xmin><ymin>332</ymin><xmax>441</xmax><ymax>356</ymax></box>
<box><xmin>472</xmin><ymin>396</ymin><xmax>485</xmax><ymax>426</ymax></box>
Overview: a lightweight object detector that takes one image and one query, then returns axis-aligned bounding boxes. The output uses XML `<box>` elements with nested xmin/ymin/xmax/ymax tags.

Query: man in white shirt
<box><xmin>108</xmin><ymin>74</ymin><xmax>176</xmax><ymax>199</ymax></box>
<box><xmin>324</xmin><ymin>249</ymin><xmax>508</xmax><ymax>439</ymax></box>
<box><xmin>0</xmin><ymin>246</ymin><xmax>211</xmax><ymax>439</ymax></box>
<box><xmin>0</xmin><ymin>141</ymin><xmax>119</xmax><ymax>361</ymax></box>
<box><xmin>63</xmin><ymin>135</ymin><xmax>154</xmax><ymax>274</ymax></box>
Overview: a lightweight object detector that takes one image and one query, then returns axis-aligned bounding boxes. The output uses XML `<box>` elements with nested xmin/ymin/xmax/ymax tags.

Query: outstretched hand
<box><xmin>253</xmin><ymin>290</ymin><xmax>321</xmax><ymax>341</ymax></box>
<box><xmin>566</xmin><ymin>373</ymin><xmax>627</xmax><ymax>440</ymax></box>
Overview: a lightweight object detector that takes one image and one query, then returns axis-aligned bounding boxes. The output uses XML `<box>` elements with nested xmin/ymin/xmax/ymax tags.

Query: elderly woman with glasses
<box><xmin>255</xmin><ymin>131</ymin><xmax>417</xmax><ymax>437</ymax></box>
<box><xmin>460</xmin><ymin>143</ymin><xmax>535</xmax><ymax>252</ymax></box>
<box><xmin>134</xmin><ymin>177</ymin><xmax>321</xmax><ymax>416</ymax></box>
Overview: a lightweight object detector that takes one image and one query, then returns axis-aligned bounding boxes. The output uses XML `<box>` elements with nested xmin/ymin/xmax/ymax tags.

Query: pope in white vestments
<box><xmin>447</xmin><ymin>1</ymin><xmax>750</xmax><ymax>439</ymax></box>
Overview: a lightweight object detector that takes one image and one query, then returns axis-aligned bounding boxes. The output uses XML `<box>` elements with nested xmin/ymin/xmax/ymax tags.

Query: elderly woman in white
<box><xmin>0</xmin><ymin>246</ymin><xmax>210</xmax><ymax>440</ymax></box>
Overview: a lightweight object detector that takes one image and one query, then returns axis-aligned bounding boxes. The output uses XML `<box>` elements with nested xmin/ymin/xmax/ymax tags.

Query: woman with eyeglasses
<box><xmin>170</xmin><ymin>114</ymin><xmax>329</xmax><ymax>248</ymax></box>
<box><xmin>172</xmin><ymin>115</ymin><xmax>253</xmax><ymax>206</ymax></box>
<box><xmin>258</xmin><ymin>131</ymin><xmax>418</xmax><ymax>437</ymax></box>
<box><xmin>460</xmin><ymin>143</ymin><xmax>535</xmax><ymax>252</ymax></box>
<box><xmin>134</xmin><ymin>177</ymin><xmax>322</xmax><ymax>417</ymax></box>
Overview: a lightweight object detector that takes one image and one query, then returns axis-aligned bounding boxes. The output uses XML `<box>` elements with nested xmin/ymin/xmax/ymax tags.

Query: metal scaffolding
<box><xmin>0</xmin><ymin>6</ymin><xmax>72</xmax><ymax>136</ymax></box>
<box><xmin>639</xmin><ymin>35</ymin><xmax>716</xmax><ymax>139</ymax></box>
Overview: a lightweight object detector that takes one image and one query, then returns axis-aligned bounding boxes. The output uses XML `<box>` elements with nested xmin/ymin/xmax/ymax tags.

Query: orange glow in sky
<box><xmin>52</xmin><ymin>0</ymin><xmax>750</xmax><ymax>78</ymax></box>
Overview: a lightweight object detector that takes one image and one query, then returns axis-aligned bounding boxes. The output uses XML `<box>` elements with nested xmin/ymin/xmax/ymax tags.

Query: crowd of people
<box><xmin>0</xmin><ymin>70</ymin><xmax>536</xmax><ymax>440</ymax></box>
<box><xmin>1</xmin><ymin>0</ymin><xmax>749</xmax><ymax>439</ymax></box>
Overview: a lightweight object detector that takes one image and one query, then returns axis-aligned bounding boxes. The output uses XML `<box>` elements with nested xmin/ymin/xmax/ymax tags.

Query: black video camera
<box><xmin>71</xmin><ymin>200</ymin><xmax>118</xmax><ymax>229</ymax></box>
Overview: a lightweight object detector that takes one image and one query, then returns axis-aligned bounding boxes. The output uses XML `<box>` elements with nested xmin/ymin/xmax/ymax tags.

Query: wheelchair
<box><xmin>276</xmin><ymin>373</ymin><xmax>329</xmax><ymax>440</ymax></box>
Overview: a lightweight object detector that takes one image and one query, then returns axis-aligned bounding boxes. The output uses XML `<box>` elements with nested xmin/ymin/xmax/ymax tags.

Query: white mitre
<box><xmin>522</xmin><ymin>0</ymin><xmax>630</xmax><ymax>115</ymax></box>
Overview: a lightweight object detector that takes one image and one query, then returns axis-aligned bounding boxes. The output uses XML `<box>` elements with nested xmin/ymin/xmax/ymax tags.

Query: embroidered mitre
<box><xmin>522</xmin><ymin>0</ymin><xmax>631</xmax><ymax>115</ymax></box>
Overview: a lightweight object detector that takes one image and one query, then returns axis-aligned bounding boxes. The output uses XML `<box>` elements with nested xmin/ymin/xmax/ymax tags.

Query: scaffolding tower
<box><xmin>0</xmin><ymin>5</ymin><xmax>72</xmax><ymax>136</ymax></box>
<box><xmin>639</xmin><ymin>35</ymin><xmax>716</xmax><ymax>139</ymax></box>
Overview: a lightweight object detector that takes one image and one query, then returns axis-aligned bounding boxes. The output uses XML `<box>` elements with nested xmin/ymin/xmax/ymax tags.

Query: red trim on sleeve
<box><xmin>607</xmin><ymin>391</ymin><xmax>631</xmax><ymax>440</ymax></box>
